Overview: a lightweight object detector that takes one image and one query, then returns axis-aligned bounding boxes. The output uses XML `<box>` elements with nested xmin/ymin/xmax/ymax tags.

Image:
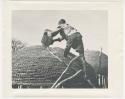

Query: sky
<box><xmin>12</xmin><ymin>10</ymin><xmax>108</xmax><ymax>54</ymax></box>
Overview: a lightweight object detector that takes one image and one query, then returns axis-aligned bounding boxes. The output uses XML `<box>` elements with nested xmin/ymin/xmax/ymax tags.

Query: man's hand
<box><xmin>56</xmin><ymin>38</ymin><xmax>62</xmax><ymax>42</ymax></box>
<box><xmin>53</xmin><ymin>38</ymin><xmax>62</xmax><ymax>43</ymax></box>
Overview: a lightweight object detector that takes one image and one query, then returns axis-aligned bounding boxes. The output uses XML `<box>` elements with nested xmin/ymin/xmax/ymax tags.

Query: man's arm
<box><xmin>52</xmin><ymin>28</ymin><xmax>66</xmax><ymax>42</ymax></box>
<box><xmin>51</xmin><ymin>28</ymin><xmax>61</xmax><ymax>37</ymax></box>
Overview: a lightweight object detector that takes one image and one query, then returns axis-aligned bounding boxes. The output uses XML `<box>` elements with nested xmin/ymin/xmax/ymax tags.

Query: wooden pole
<box><xmin>98</xmin><ymin>48</ymin><xmax>102</xmax><ymax>87</ymax></box>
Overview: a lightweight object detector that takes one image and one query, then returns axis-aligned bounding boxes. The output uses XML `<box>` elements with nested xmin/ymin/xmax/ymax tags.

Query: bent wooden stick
<box><xmin>47</xmin><ymin>47</ymin><xmax>63</xmax><ymax>62</ymax></box>
<box><xmin>54</xmin><ymin>69</ymin><xmax>82</xmax><ymax>88</ymax></box>
<box><xmin>47</xmin><ymin>47</ymin><xmax>96</xmax><ymax>88</ymax></box>
<box><xmin>51</xmin><ymin>56</ymin><xmax>80</xmax><ymax>88</ymax></box>
<box><xmin>47</xmin><ymin>47</ymin><xmax>80</xmax><ymax>88</ymax></box>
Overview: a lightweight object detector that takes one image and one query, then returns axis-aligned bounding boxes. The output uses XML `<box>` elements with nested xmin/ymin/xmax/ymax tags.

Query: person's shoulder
<box><xmin>67</xmin><ymin>24</ymin><xmax>74</xmax><ymax>28</ymax></box>
<box><xmin>69</xmin><ymin>24</ymin><xmax>77</xmax><ymax>31</ymax></box>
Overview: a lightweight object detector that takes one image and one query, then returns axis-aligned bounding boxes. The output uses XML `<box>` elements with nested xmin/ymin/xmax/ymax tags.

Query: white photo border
<box><xmin>3</xmin><ymin>1</ymin><xmax>122</xmax><ymax>97</ymax></box>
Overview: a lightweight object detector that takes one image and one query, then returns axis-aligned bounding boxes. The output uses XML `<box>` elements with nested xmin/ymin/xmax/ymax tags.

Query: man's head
<box><xmin>58</xmin><ymin>19</ymin><xmax>66</xmax><ymax>28</ymax></box>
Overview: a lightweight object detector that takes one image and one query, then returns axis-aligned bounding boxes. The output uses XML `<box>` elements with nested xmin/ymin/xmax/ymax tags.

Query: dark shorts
<box><xmin>66</xmin><ymin>32</ymin><xmax>84</xmax><ymax>55</ymax></box>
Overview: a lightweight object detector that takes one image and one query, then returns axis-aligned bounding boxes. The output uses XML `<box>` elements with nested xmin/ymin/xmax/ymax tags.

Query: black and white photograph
<box><xmin>12</xmin><ymin>10</ymin><xmax>108</xmax><ymax>89</ymax></box>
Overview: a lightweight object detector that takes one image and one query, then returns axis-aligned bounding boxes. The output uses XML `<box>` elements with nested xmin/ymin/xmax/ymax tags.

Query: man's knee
<box><xmin>79</xmin><ymin>54</ymin><xmax>86</xmax><ymax>67</ymax></box>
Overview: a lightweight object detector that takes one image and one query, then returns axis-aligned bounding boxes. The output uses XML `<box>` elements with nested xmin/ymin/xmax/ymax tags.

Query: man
<box><xmin>51</xmin><ymin>19</ymin><xmax>86</xmax><ymax>73</ymax></box>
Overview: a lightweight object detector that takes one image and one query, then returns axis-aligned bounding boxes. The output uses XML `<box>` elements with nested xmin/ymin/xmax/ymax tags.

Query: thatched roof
<box><xmin>12</xmin><ymin>46</ymin><xmax>108</xmax><ymax>88</ymax></box>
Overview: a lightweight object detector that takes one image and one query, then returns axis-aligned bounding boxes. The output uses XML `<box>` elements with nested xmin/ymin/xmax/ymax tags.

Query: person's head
<box><xmin>58</xmin><ymin>19</ymin><xmax>66</xmax><ymax>27</ymax></box>
<box><xmin>44</xmin><ymin>29</ymin><xmax>52</xmax><ymax>36</ymax></box>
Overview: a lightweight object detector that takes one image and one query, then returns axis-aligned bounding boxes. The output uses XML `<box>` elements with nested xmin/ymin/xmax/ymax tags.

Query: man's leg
<box><xmin>75</xmin><ymin>36</ymin><xmax>87</xmax><ymax>78</ymax></box>
<box><xmin>64</xmin><ymin>36</ymin><xmax>73</xmax><ymax>57</ymax></box>
<box><xmin>79</xmin><ymin>54</ymin><xmax>87</xmax><ymax>78</ymax></box>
